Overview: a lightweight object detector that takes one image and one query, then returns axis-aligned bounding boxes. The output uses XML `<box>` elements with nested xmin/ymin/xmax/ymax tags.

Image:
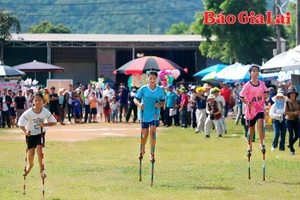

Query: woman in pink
<box><xmin>239</xmin><ymin>65</ymin><xmax>269</xmax><ymax>152</ymax></box>
<box><xmin>179</xmin><ymin>87</ymin><xmax>188</xmax><ymax>128</ymax></box>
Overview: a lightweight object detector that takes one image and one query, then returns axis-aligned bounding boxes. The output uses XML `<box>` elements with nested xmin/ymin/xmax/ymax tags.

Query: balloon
<box><xmin>165</xmin><ymin>69</ymin><xmax>172</xmax><ymax>74</ymax></box>
<box><xmin>159</xmin><ymin>70</ymin><xmax>168</xmax><ymax>80</ymax></box>
<box><xmin>161</xmin><ymin>80</ymin><xmax>167</xmax><ymax>87</ymax></box>
<box><xmin>171</xmin><ymin>69</ymin><xmax>180</xmax><ymax>79</ymax></box>
<box><xmin>184</xmin><ymin>68</ymin><xmax>188</xmax><ymax>73</ymax></box>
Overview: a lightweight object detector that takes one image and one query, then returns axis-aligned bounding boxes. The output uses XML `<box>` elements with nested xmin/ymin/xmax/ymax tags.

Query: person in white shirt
<box><xmin>18</xmin><ymin>92</ymin><xmax>57</xmax><ymax>179</ymax></box>
<box><xmin>269</xmin><ymin>88</ymin><xmax>287</xmax><ymax>151</ymax></box>
<box><xmin>103</xmin><ymin>83</ymin><xmax>115</xmax><ymax>101</ymax></box>
<box><xmin>83</xmin><ymin>84</ymin><xmax>94</xmax><ymax>123</ymax></box>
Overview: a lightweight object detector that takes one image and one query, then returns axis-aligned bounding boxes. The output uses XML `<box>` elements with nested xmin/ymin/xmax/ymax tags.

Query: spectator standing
<box><xmin>110</xmin><ymin>96</ymin><xmax>120</xmax><ymax>123</ymax></box>
<box><xmin>179</xmin><ymin>87</ymin><xmax>188</xmax><ymax>128</ymax></box>
<box><xmin>1</xmin><ymin>88</ymin><xmax>12</xmax><ymax>128</ymax></box>
<box><xmin>220</xmin><ymin>82</ymin><xmax>232</xmax><ymax>118</ymax></box>
<box><xmin>126</xmin><ymin>86</ymin><xmax>138</xmax><ymax>123</ymax></box>
<box><xmin>118</xmin><ymin>83</ymin><xmax>129</xmax><ymax>122</ymax></box>
<box><xmin>103</xmin><ymin>83</ymin><xmax>115</xmax><ymax>101</ymax></box>
<box><xmin>58</xmin><ymin>88</ymin><xmax>66</xmax><ymax>124</ymax></box>
<box><xmin>65</xmin><ymin>84</ymin><xmax>75</xmax><ymax>124</ymax></box>
<box><xmin>88</xmin><ymin>91</ymin><xmax>98</xmax><ymax>123</ymax></box>
<box><xmin>49</xmin><ymin>86</ymin><xmax>64</xmax><ymax>125</ymax></box>
<box><xmin>103</xmin><ymin>96</ymin><xmax>110</xmax><ymax>123</ymax></box>
<box><xmin>194</xmin><ymin>87</ymin><xmax>207</xmax><ymax>134</ymax></box>
<box><xmin>14</xmin><ymin>89</ymin><xmax>27</xmax><ymax>126</ymax></box>
<box><xmin>84</xmin><ymin>84</ymin><xmax>94</xmax><ymax>123</ymax></box>
<box><xmin>164</xmin><ymin>85</ymin><xmax>177</xmax><ymax>127</ymax></box>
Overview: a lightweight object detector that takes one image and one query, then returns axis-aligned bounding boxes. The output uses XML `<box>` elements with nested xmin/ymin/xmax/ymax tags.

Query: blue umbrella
<box><xmin>193</xmin><ymin>64</ymin><xmax>228</xmax><ymax>77</ymax></box>
<box><xmin>216</xmin><ymin>63</ymin><xmax>278</xmax><ymax>83</ymax></box>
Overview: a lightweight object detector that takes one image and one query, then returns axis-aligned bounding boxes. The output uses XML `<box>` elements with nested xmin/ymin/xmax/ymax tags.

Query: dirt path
<box><xmin>0</xmin><ymin>122</ymin><xmax>146</xmax><ymax>142</ymax></box>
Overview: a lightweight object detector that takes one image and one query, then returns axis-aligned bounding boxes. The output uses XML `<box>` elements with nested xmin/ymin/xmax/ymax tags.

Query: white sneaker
<box><xmin>68</xmin><ymin>121</ymin><xmax>71</xmax><ymax>125</ymax></box>
<box><xmin>271</xmin><ymin>147</ymin><xmax>275</xmax><ymax>151</ymax></box>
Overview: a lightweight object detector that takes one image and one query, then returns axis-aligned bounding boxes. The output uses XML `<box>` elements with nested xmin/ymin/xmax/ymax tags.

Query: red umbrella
<box><xmin>113</xmin><ymin>56</ymin><xmax>188</xmax><ymax>75</ymax></box>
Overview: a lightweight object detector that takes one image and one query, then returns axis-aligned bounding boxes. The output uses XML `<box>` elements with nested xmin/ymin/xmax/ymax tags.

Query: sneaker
<box><xmin>271</xmin><ymin>147</ymin><xmax>275</xmax><ymax>151</ymax></box>
<box><xmin>290</xmin><ymin>151</ymin><xmax>295</xmax><ymax>155</ymax></box>
<box><xmin>205</xmin><ymin>135</ymin><xmax>210</xmax><ymax>138</ymax></box>
<box><xmin>195</xmin><ymin>130</ymin><xmax>199</xmax><ymax>134</ymax></box>
<box><xmin>149</xmin><ymin>155</ymin><xmax>155</xmax><ymax>163</ymax></box>
<box><xmin>68</xmin><ymin>121</ymin><xmax>71</xmax><ymax>125</ymax></box>
<box><xmin>218</xmin><ymin>135</ymin><xmax>222</xmax><ymax>138</ymax></box>
<box><xmin>224</xmin><ymin>131</ymin><xmax>227</xmax><ymax>134</ymax></box>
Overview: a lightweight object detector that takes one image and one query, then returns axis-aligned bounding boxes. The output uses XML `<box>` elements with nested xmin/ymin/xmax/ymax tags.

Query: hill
<box><xmin>1</xmin><ymin>0</ymin><xmax>278</xmax><ymax>34</ymax></box>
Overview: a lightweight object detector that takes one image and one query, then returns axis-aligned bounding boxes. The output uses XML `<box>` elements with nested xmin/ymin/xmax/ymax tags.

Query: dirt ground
<box><xmin>0</xmin><ymin>122</ymin><xmax>145</xmax><ymax>142</ymax></box>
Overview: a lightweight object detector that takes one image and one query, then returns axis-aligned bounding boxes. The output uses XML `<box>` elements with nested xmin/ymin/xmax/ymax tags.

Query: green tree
<box><xmin>191</xmin><ymin>0</ymin><xmax>272</xmax><ymax>64</ymax></box>
<box><xmin>29</xmin><ymin>21</ymin><xmax>71</xmax><ymax>33</ymax></box>
<box><xmin>165</xmin><ymin>22</ymin><xmax>191</xmax><ymax>35</ymax></box>
<box><xmin>285</xmin><ymin>2</ymin><xmax>296</xmax><ymax>49</ymax></box>
<box><xmin>0</xmin><ymin>10</ymin><xmax>21</xmax><ymax>62</ymax></box>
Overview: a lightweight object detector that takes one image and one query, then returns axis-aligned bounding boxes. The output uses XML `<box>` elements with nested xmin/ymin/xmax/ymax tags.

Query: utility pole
<box><xmin>275</xmin><ymin>0</ymin><xmax>281</xmax><ymax>54</ymax></box>
<box><xmin>297</xmin><ymin>0</ymin><xmax>300</xmax><ymax>45</ymax></box>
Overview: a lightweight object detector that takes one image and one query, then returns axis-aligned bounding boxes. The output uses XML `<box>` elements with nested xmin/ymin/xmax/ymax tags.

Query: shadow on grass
<box><xmin>270</xmin><ymin>180</ymin><xmax>300</xmax><ymax>185</ymax></box>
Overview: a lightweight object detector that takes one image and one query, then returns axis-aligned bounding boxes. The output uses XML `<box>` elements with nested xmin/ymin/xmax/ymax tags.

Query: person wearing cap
<box><xmin>204</xmin><ymin>94</ymin><xmax>223</xmax><ymax>138</ymax></box>
<box><xmin>239</xmin><ymin>64</ymin><xmax>269</xmax><ymax>153</ymax></box>
<box><xmin>220</xmin><ymin>82</ymin><xmax>232</xmax><ymax>118</ymax></box>
<box><xmin>14</xmin><ymin>89</ymin><xmax>27</xmax><ymax>126</ymax></box>
<box><xmin>266</xmin><ymin>87</ymin><xmax>276</xmax><ymax>106</ymax></box>
<box><xmin>284</xmin><ymin>88</ymin><xmax>300</xmax><ymax>155</ymax></box>
<box><xmin>1</xmin><ymin>88</ymin><xmax>12</xmax><ymax>128</ymax></box>
<box><xmin>58</xmin><ymin>88</ymin><xmax>66</xmax><ymax>125</ymax></box>
<box><xmin>193</xmin><ymin>87</ymin><xmax>207</xmax><ymax>134</ymax></box>
<box><xmin>64</xmin><ymin>84</ymin><xmax>75</xmax><ymax>124</ymax></box>
<box><xmin>211</xmin><ymin>87</ymin><xmax>227</xmax><ymax>134</ymax></box>
<box><xmin>179</xmin><ymin>87</ymin><xmax>188</xmax><ymax>128</ymax></box>
<box><xmin>269</xmin><ymin>88</ymin><xmax>287</xmax><ymax>152</ymax></box>
<box><xmin>163</xmin><ymin>85</ymin><xmax>177</xmax><ymax>127</ymax></box>
<box><xmin>189</xmin><ymin>85</ymin><xmax>197</xmax><ymax>128</ymax></box>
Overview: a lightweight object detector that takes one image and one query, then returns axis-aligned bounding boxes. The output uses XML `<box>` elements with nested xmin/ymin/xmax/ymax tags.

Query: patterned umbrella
<box><xmin>0</xmin><ymin>63</ymin><xmax>26</xmax><ymax>80</ymax></box>
<box><xmin>113</xmin><ymin>56</ymin><xmax>188</xmax><ymax>75</ymax></box>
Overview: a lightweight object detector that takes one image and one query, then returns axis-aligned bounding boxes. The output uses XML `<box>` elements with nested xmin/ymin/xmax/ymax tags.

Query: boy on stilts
<box><xmin>134</xmin><ymin>69</ymin><xmax>165</xmax><ymax>185</ymax></box>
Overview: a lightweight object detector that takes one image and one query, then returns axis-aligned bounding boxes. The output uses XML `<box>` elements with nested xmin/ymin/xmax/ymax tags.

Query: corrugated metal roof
<box><xmin>9</xmin><ymin>33</ymin><xmax>207</xmax><ymax>42</ymax></box>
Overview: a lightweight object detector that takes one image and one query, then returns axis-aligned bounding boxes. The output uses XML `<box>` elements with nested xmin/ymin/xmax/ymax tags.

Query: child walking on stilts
<box><xmin>239</xmin><ymin>65</ymin><xmax>269</xmax><ymax>153</ymax></box>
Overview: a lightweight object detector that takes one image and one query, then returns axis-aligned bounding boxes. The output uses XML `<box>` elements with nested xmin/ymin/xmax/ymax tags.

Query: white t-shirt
<box><xmin>2</xmin><ymin>95</ymin><xmax>9</xmax><ymax>111</ymax></box>
<box><xmin>110</xmin><ymin>101</ymin><xmax>119</xmax><ymax>111</ymax></box>
<box><xmin>18</xmin><ymin>107</ymin><xmax>57</xmax><ymax>136</ymax></box>
<box><xmin>103</xmin><ymin>88</ymin><xmax>115</xmax><ymax>100</ymax></box>
<box><xmin>68</xmin><ymin>91</ymin><xmax>73</xmax><ymax>105</ymax></box>
<box><xmin>84</xmin><ymin>89</ymin><xmax>95</xmax><ymax>105</ymax></box>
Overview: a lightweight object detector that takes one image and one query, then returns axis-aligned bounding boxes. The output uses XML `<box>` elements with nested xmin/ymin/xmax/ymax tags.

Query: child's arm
<box><xmin>19</xmin><ymin>126</ymin><xmax>31</xmax><ymax>136</ymax></box>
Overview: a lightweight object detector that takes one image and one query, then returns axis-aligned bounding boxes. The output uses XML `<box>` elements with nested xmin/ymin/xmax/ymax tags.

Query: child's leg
<box><xmin>149</xmin><ymin>125</ymin><xmax>156</xmax><ymax>160</ymax></box>
<box><xmin>257</xmin><ymin>119</ymin><xmax>265</xmax><ymax>147</ymax></box>
<box><xmin>141</xmin><ymin>128</ymin><xmax>149</xmax><ymax>155</ymax></box>
<box><xmin>249</xmin><ymin>126</ymin><xmax>255</xmax><ymax>151</ymax></box>
<box><xmin>24</xmin><ymin>148</ymin><xmax>35</xmax><ymax>176</ymax></box>
<box><xmin>36</xmin><ymin>145</ymin><xmax>46</xmax><ymax>179</ymax></box>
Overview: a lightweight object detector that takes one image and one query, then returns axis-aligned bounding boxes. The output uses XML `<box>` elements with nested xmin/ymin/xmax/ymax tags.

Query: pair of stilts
<box><xmin>247</xmin><ymin>109</ymin><xmax>266</xmax><ymax>181</ymax></box>
<box><xmin>23</xmin><ymin>131</ymin><xmax>45</xmax><ymax>199</ymax></box>
<box><xmin>139</xmin><ymin>110</ymin><xmax>157</xmax><ymax>187</ymax></box>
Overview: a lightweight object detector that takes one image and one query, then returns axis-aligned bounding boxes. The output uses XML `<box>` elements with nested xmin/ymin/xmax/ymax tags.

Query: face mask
<box><xmin>275</xmin><ymin>99</ymin><xmax>284</xmax><ymax>109</ymax></box>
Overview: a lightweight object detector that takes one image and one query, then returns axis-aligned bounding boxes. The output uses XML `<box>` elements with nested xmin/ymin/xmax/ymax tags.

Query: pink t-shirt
<box><xmin>239</xmin><ymin>80</ymin><xmax>268</xmax><ymax>120</ymax></box>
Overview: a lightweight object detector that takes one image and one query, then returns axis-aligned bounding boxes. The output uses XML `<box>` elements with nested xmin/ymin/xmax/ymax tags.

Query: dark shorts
<box><xmin>26</xmin><ymin>133</ymin><xmax>45</xmax><ymax>149</ymax></box>
<box><xmin>91</xmin><ymin>108</ymin><xmax>97</xmax><ymax>114</ymax></box>
<box><xmin>50</xmin><ymin>108</ymin><xmax>59</xmax><ymax>116</ymax></box>
<box><xmin>141</xmin><ymin>120</ymin><xmax>159</xmax><ymax>128</ymax></box>
<box><xmin>249</xmin><ymin>112</ymin><xmax>264</xmax><ymax>127</ymax></box>
<box><xmin>9</xmin><ymin>107</ymin><xmax>16</xmax><ymax>117</ymax></box>
<box><xmin>74</xmin><ymin>111</ymin><xmax>81</xmax><ymax>118</ymax></box>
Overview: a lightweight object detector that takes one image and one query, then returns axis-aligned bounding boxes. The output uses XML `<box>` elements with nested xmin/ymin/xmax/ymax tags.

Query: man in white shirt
<box><xmin>103</xmin><ymin>83</ymin><xmax>115</xmax><ymax>101</ymax></box>
<box><xmin>84</xmin><ymin>84</ymin><xmax>94</xmax><ymax>123</ymax></box>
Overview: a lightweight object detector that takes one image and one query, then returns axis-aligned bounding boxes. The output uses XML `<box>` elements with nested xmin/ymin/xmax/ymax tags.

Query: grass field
<box><xmin>0</xmin><ymin>120</ymin><xmax>299</xmax><ymax>200</ymax></box>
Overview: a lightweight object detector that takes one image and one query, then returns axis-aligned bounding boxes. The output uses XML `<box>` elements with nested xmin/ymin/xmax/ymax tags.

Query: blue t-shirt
<box><xmin>72</xmin><ymin>100</ymin><xmax>81</xmax><ymax>113</ymax></box>
<box><xmin>165</xmin><ymin>91</ymin><xmax>177</xmax><ymax>108</ymax></box>
<box><xmin>196</xmin><ymin>95</ymin><xmax>207</xmax><ymax>109</ymax></box>
<box><xmin>135</xmin><ymin>85</ymin><xmax>165</xmax><ymax>122</ymax></box>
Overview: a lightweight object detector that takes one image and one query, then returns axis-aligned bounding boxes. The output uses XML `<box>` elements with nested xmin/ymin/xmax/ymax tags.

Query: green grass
<box><xmin>0</xmin><ymin>121</ymin><xmax>300</xmax><ymax>200</ymax></box>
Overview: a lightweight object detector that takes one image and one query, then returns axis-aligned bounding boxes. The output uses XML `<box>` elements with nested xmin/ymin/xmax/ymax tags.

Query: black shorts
<box><xmin>50</xmin><ymin>108</ymin><xmax>59</xmax><ymax>116</ymax></box>
<box><xmin>26</xmin><ymin>133</ymin><xmax>45</xmax><ymax>149</ymax></box>
<box><xmin>90</xmin><ymin>108</ymin><xmax>97</xmax><ymax>114</ymax></box>
<box><xmin>249</xmin><ymin>112</ymin><xmax>264</xmax><ymax>127</ymax></box>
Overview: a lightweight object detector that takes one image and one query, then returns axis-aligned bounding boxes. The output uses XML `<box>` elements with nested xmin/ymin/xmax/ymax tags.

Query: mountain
<box><xmin>1</xmin><ymin>0</ymin><xmax>279</xmax><ymax>34</ymax></box>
